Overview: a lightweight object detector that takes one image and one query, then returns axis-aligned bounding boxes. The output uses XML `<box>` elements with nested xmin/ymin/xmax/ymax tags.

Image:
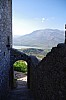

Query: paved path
<box><xmin>7</xmin><ymin>71</ymin><xmax>35</xmax><ymax>100</ymax></box>
<box><xmin>7</xmin><ymin>86</ymin><xmax>34</xmax><ymax>100</ymax></box>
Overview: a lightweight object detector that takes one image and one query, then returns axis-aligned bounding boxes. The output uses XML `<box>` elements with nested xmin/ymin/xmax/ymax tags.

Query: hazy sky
<box><xmin>12</xmin><ymin>0</ymin><xmax>66</xmax><ymax>36</ymax></box>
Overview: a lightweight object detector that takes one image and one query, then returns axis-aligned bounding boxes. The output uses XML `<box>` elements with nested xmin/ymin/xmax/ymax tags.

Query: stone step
<box><xmin>7</xmin><ymin>86</ymin><xmax>34</xmax><ymax>100</ymax></box>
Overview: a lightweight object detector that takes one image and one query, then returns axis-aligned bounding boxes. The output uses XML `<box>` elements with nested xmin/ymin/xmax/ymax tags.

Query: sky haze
<box><xmin>12</xmin><ymin>0</ymin><xmax>66</xmax><ymax>36</ymax></box>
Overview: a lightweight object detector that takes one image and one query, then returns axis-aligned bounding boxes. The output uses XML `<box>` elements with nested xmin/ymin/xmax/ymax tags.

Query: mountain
<box><xmin>13</xmin><ymin>29</ymin><xmax>65</xmax><ymax>49</ymax></box>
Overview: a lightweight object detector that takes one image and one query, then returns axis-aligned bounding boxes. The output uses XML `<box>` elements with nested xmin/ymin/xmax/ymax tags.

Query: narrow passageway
<box><xmin>14</xmin><ymin>71</ymin><xmax>27</xmax><ymax>88</ymax></box>
<box><xmin>7</xmin><ymin>86</ymin><xmax>34</xmax><ymax>100</ymax></box>
<box><xmin>7</xmin><ymin>71</ymin><xmax>35</xmax><ymax>100</ymax></box>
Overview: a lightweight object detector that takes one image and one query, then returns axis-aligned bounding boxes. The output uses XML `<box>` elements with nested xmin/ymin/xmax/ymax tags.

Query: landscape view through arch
<box><xmin>12</xmin><ymin>0</ymin><xmax>65</xmax><ymax>88</ymax></box>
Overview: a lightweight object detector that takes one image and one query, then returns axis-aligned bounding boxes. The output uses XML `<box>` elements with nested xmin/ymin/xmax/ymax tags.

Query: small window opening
<box><xmin>4</xmin><ymin>52</ymin><xmax>5</xmax><ymax>56</ymax></box>
<box><xmin>6</xmin><ymin>36</ymin><xmax>10</xmax><ymax>50</ymax></box>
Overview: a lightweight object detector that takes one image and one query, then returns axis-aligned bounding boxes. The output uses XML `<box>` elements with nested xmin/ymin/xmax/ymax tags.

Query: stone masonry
<box><xmin>30</xmin><ymin>44</ymin><xmax>66</xmax><ymax>100</ymax></box>
<box><xmin>10</xmin><ymin>48</ymin><xmax>39</xmax><ymax>89</ymax></box>
<box><xmin>0</xmin><ymin>0</ymin><xmax>12</xmax><ymax>99</ymax></box>
<box><xmin>0</xmin><ymin>0</ymin><xmax>66</xmax><ymax>100</ymax></box>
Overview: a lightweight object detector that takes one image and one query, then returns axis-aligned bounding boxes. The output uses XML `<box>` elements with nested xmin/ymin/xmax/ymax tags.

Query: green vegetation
<box><xmin>18</xmin><ymin>48</ymin><xmax>51</xmax><ymax>59</ymax></box>
<box><xmin>13</xmin><ymin>60</ymin><xmax>27</xmax><ymax>73</ymax></box>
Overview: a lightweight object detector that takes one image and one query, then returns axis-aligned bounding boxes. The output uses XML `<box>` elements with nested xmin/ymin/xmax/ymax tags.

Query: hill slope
<box><xmin>13</xmin><ymin>29</ymin><xmax>64</xmax><ymax>49</ymax></box>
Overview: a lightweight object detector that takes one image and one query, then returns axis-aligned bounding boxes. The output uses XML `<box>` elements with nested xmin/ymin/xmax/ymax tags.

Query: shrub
<box><xmin>13</xmin><ymin>60</ymin><xmax>27</xmax><ymax>73</ymax></box>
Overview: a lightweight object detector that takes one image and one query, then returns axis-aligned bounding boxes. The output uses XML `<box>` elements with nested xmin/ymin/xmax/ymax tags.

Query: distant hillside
<box><xmin>13</xmin><ymin>29</ymin><xmax>64</xmax><ymax>49</ymax></box>
<box><xmin>18</xmin><ymin>48</ymin><xmax>51</xmax><ymax>59</ymax></box>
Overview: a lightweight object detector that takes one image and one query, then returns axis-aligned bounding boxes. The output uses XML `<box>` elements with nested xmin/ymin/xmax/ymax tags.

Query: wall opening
<box><xmin>13</xmin><ymin>60</ymin><xmax>27</xmax><ymax>88</ymax></box>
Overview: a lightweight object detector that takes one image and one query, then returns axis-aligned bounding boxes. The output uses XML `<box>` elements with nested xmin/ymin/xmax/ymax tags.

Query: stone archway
<box><xmin>10</xmin><ymin>48</ymin><xmax>31</xmax><ymax>89</ymax></box>
<box><xmin>13</xmin><ymin>60</ymin><xmax>28</xmax><ymax>88</ymax></box>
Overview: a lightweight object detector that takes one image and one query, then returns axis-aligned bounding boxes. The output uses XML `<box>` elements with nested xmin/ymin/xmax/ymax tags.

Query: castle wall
<box><xmin>30</xmin><ymin>44</ymin><xmax>66</xmax><ymax>100</ymax></box>
<box><xmin>0</xmin><ymin>0</ymin><xmax>65</xmax><ymax>100</ymax></box>
<box><xmin>10</xmin><ymin>48</ymin><xmax>30</xmax><ymax>89</ymax></box>
<box><xmin>10</xmin><ymin>48</ymin><xmax>39</xmax><ymax>89</ymax></box>
<box><xmin>0</xmin><ymin>0</ymin><xmax>12</xmax><ymax>99</ymax></box>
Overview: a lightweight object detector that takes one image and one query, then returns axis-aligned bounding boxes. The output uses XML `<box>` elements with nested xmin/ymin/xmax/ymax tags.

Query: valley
<box><xmin>17</xmin><ymin>48</ymin><xmax>51</xmax><ymax>60</ymax></box>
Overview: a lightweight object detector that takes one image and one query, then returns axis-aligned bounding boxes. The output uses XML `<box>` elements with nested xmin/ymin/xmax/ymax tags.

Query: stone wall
<box><xmin>0</xmin><ymin>0</ymin><xmax>66</xmax><ymax>100</ymax></box>
<box><xmin>30</xmin><ymin>44</ymin><xmax>66</xmax><ymax>100</ymax></box>
<box><xmin>0</xmin><ymin>0</ymin><xmax>12</xmax><ymax>99</ymax></box>
<box><xmin>10</xmin><ymin>48</ymin><xmax>39</xmax><ymax>89</ymax></box>
<box><xmin>10</xmin><ymin>48</ymin><xmax>30</xmax><ymax>88</ymax></box>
